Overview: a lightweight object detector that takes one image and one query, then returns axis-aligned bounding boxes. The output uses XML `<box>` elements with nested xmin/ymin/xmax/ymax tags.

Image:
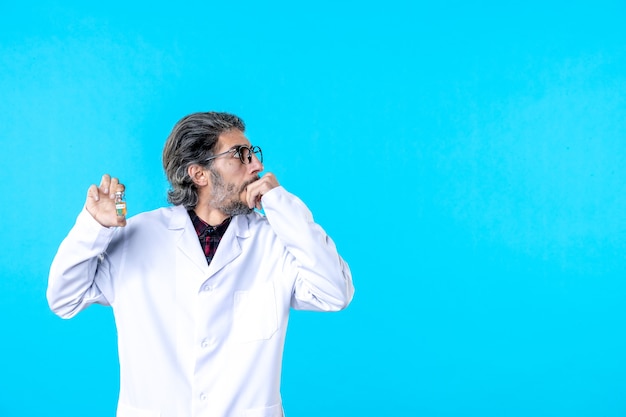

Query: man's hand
<box><xmin>244</xmin><ymin>172</ymin><xmax>279</xmax><ymax>210</ymax></box>
<box><xmin>86</xmin><ymin>174</ymin><xmax>127</xmax><ymax>227</ymax></box>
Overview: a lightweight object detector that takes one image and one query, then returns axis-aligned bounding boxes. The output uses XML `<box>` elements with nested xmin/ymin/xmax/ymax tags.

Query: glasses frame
<box><xmin>204</xmin><ymin>145</ymin><xmax>263</xmax><ymax>165</ymax></box>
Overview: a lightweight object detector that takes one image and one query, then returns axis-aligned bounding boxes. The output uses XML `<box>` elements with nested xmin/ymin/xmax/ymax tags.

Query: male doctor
<box><xmin>47</xmin><ymin>111</ymin><xmax>354</xmax><ymax>417</ymax></box>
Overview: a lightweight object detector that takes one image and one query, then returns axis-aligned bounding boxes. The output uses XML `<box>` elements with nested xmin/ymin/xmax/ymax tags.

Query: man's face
<box><xmin>207</xmin><ymin>129</ymin><xmax>264</xmax><ymax>216</ymax></box>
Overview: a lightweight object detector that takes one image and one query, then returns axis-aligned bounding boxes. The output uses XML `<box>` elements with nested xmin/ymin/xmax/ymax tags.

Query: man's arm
<box><xmin>248</xmin><ymin>175</ymin><xmax>354</xmax><ymax>312</ymax></box>
<box><xmin>47</xmin><ymin>174</ymin><xmax>126</xmax><ymax>318</ymax></box>
<box><xmin>47</xmin><ymin>209</ymin><xmax>117</xmax><ymax>318</ymax></box>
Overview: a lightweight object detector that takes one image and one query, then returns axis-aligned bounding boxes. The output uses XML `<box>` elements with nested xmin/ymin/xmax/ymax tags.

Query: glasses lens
<box><xmin>238</xmin><ymin>146</ymin><xmax>251</xmax><ymax>164</ymax></box>
<box><xmin>252</xmin><ymin>146</ymin><xmax>263</xmax><ymax>163</ymax></box>
<box><xmin>237</xmin><ymin>146</ymin><xmax>263</xmax><ymax>164</ymax></box>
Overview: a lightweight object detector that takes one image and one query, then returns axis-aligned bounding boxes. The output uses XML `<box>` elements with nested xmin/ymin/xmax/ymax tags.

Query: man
<box><xmin>47</xmin><ymin>111</ymin><xmax>354</xmax><ymax>417</ymax></box>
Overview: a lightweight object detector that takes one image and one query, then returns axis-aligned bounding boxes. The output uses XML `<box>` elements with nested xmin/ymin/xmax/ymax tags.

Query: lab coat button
<box><xmin>201</xmin><ymin>337</ymin><xmax>215</xmax><ymax>348</ymax></box>
<box><xmin>202</xmin><ymin>284</ymin><xmax>213</xmax><ymax>292</ymax></box>
<box><xmin>200</xmin><ymin>393</ymin><xmax>207</xmax><ymax>401</ymax></box>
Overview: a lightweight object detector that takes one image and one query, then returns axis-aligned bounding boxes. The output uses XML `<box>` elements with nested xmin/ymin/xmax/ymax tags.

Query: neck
<box><xmin>193</xmin><ymin>204</ymin><xmax>229</xmax><ymax>227</ymax></box>
<box><xmin>193</xmin><ymin>185</ymin><xmax>230</xmax><ymax>226</ymax></box>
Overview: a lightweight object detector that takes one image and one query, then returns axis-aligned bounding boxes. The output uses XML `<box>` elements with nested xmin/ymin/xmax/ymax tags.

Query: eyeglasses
<box><xmin>204</xmin><ymin>145</ymin><xmax>263</xmax><ymax>165</ymax></box>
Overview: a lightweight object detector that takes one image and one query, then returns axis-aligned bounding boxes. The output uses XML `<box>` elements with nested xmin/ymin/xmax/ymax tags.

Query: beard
<box><xmin>208</xmin><ymin>167</ymin><xmax>259</xmax><ymax>217</ymax></box>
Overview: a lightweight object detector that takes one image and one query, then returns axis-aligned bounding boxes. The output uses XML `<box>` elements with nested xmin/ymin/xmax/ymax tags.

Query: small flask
<box><xmin>114</xmin><ymin>186</ymin><xmax>127</xmax><ymax>217</ymax></box>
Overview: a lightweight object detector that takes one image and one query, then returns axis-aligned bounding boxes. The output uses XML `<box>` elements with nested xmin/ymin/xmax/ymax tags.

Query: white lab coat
<box><xmin>47</xmin><ymin>186</ymin><xmax>354</xmax><ymax>417</ymax></box>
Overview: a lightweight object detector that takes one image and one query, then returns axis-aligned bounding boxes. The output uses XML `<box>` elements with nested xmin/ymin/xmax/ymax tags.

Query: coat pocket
<box><xmin>233</xmin><ymin>281</ymin><xmax>279</xmax><ymax>343</ymax></box>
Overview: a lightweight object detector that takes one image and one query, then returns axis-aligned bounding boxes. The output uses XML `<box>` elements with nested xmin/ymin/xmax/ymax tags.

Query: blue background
<box><xmin>1</xmin><ymin>1</ymin><xmax>625</xmax><ymax>416</ymax></box>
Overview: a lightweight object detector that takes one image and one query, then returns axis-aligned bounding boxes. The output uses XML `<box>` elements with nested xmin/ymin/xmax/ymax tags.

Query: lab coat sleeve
<box><xmin>47</xmin><ymin>208</ymin><xmax>118</xmax><ymax>319</ymax></box>
<box><xmin>262</xmin><ymin>186</ymin><xmax>354</xmax><ymax>311</ymax></box>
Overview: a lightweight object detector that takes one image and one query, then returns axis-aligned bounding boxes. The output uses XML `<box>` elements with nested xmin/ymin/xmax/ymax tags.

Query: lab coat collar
<box><xmin>207</xmin><ymin>214</ymin><xmax>251</xmax><ymax>278</ymax></box>
<box><xmin>167</xmin><ymin>205</ymin><xmax>251</xmax><ymax>279</ymax></box>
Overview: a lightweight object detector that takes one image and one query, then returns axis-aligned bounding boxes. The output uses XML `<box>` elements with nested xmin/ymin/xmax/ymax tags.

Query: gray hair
<box><xmin>162</xmin><ymin>111</ymin><xmax>245</xmax><ymax>208</ymax></box>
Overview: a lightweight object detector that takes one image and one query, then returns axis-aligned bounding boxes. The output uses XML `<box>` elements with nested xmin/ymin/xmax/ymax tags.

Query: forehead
<box><xmin>216</xmin><ymin>129</ymin><xmax>250</xmax><ymax>151</ymax></box>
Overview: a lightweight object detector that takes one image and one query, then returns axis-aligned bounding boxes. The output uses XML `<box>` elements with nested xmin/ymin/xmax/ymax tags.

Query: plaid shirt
<box><xmin>188</xmin><ymin>210</ymin><xmax>232</xmax><ymax>266</ymax></box>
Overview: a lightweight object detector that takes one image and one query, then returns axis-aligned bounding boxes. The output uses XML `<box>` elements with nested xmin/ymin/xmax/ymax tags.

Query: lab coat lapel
<box><xmin>206</xmin><ymin>214</ymin><xmax>249</xmax><ymax>278</ymax></box>
<box><xmin>168</xmin><ymin>206</ymin><xmax>209</xmax><ymax>276</ymax></box>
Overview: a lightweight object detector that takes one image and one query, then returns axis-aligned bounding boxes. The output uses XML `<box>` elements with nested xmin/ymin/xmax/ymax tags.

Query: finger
<box><xmin>87</xmin><ymin>184</ymin><xmax>100</xmax><ymax>202</ymax></box>
<box><xmin>246</xmin><ymin>174</ymin><xmax>278</xmax><ymax>208</ymax></box>
<box><xmin>245</xmin><ymin>184</ymin><xmax>260</xmax><ymax>209</ymax></box>
<box><xmin>260</xmin><ymin>172</ymin><xmax>279</xmax><ymax>190</ymax></box>
<box><xmin>100</xmin><ymin>174</ymin><xmax>111</xmax><ymax>195</ymax></box>
<box><xmin>246</xmin><ymin>186</ymin><xmax>256</xmax><ymax>209</ymax></box>
<box><xmin>109</xmin><ymin>177</ymin><xmax>120</xmax><ymax>198</ymax></box>
<box><xmin>242</xmin><ymin>179</ymin><xmax>257</xmax><ymax>209</ymax></box>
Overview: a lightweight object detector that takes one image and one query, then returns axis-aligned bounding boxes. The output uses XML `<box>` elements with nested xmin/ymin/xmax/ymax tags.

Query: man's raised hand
<box><xmin>86</xmin><ymin>174</ymin><xmax>127</xmax><ymax>227</ymax></box>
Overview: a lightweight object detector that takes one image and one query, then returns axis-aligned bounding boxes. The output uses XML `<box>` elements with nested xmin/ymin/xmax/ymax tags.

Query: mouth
<box><xmin>241</xmin><ymin>176</ymin><xmax>260</xmax><ymax>192</ymax></box>
<box><xmin>239</xmin><ymin>176</ymin><xmax>260</xmax><ymax>199</ymax></box>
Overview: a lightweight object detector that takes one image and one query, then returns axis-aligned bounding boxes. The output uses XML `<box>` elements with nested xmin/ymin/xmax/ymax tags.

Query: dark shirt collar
<box><xmin>188</xmin><ymin>210</ymin><xmax>231</xmax><ymax>239</ymax></box>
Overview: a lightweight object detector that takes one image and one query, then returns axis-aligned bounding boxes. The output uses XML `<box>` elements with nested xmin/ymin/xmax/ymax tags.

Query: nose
<box><xmin>248</xmin><ymin>152</ymin><xmax>263</xmax><ymax>173</ymax></box>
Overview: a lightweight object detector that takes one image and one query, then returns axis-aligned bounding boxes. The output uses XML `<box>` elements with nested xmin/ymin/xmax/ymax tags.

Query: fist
<box><xmin>243</xmin><ymin>172</ymin><xmax>280</xmax><ymax>210</ymax></box>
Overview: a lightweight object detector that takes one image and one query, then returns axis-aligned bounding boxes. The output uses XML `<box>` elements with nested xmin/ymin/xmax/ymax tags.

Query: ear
<box><xmin>188</xmin><ymin>164</ymin><xmax>209</xmax><ymax>187</ymax></box>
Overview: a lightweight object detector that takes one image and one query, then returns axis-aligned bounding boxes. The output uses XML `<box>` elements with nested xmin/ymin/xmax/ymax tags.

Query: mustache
<box><xmin>239</xmin><ymin>176</ymin><xmax>260</xmax><ymax>194</ymax></box>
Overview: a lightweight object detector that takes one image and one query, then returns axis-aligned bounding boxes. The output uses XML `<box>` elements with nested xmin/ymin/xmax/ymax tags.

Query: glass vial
<box><xmin>115</xmin><ymin>187</ymin><xmax>127</xmax><ymax>217</ymax></box>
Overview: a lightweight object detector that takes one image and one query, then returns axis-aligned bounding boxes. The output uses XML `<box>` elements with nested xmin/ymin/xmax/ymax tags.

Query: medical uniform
<box><xmin>48</xmin><ymin>186</ymin><xmax>354</xmax><ymax>417</ymax></box>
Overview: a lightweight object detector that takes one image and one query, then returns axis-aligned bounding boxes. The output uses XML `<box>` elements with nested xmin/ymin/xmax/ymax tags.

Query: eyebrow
<box><xmin>216</xmin><ymin>145</ymin><xmax>240</xmax><ymax>153</ymax></box>
<box><xmin>227</xmin><ymin>144</ymin><xmax>250</xmax><ymax>151</ymax></box>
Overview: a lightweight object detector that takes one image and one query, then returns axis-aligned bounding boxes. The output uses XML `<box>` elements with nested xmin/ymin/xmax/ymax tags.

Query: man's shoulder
<box><xmin>243</xmin><ymin>210</ymin><xmax>270</xmax><ymax>228</ymax></box>
<box><xmin>127</xmin><ymin>205</ymin><xmax>186</xmax><ymax>227</ymax></box>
